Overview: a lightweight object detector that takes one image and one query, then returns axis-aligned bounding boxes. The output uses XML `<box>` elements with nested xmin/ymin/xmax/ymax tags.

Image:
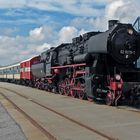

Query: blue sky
<box><xmin>0</xmin><ymin>0</ymin><xmax>140</xmax><ymax>65</ymax></box>
<box><xmin>0</xmin><ymin>8</ymin><xmax>74</xmax><ymax>36</ymax></box>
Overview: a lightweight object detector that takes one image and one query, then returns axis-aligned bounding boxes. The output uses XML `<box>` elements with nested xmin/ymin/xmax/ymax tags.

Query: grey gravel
<box><xmin>0</xmin><ymin>103</ymin><xmax>27</xmax><ymax>140</ymax></box>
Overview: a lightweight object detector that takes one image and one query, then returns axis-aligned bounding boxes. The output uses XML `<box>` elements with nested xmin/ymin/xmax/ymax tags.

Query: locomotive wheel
<box><xmin>70</xmin><ymin>79</ymin><xmax>77</xmax><ymax>98</ymax></box>
<box><xmin>52</xmin><ymin>86</ymin><xmax>57</xmax><ymax>93</ymax></box>
<box><xmin>87</xmin><ymin>96</ymin><xmax>94</xmax><ymax>102</ymax></box>
<box><xmin>64</xmin><ymin>79</ymin><xmax>71</xmax><ymax>96</ymax></box>
<box><xmin>58</xmin><ymin>81</ymin><xmax>65</xmax><ymax>95</ymax></box>
<box><xmin>47</xmin><ymin>88</ymin><xmax>51</xmax><ymax>92</ymax></box>
<box><xmin>71</xmin><ymin>90</ymin><xmax>77</xmax><ymax>98</ymax></box>
<box><xmin>77</xmin><ymin>80</ymin><xmax>86</xmax><ymax>100</ymax></box>
<box><xmin>105</xmin><ymin>91</ymin><xmax>114</xmax><ymax>106</ymax></box>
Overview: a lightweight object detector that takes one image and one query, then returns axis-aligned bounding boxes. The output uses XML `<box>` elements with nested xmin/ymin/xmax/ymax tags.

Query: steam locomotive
<box><xmin>1</xmin><ymin>20</ymin><xmax>140</xmax><ymax>106</ymax></box>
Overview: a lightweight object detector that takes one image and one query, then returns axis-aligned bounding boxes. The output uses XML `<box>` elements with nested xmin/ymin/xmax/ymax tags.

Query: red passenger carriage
<box><xmin>20</xmin><ymin>56</ymin><xmax>40</xmax><ymax>85</ymax></box>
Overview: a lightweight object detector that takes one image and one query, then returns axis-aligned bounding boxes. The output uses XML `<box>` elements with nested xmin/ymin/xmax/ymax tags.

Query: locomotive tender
<box><xmin>1</xmin><ymin>20</ymin><xmax>140</xmax><ymax>106</ymax></box>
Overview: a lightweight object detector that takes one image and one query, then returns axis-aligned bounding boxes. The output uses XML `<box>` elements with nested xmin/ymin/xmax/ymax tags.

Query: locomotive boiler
<box><xmin>31</xmin><ymin>20</ymin><xmax>140</xmax><ymax>105</ymax></box>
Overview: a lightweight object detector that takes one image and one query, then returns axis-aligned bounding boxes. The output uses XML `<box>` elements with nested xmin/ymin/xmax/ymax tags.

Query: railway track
<box><xmin>0</xmin><ymin>87</ymin><xmax>118</xmax><ymax>140</ymax></box>
<box><xmin>0</xmin><ymin>91</ymin><xmax>56</xmax><ymax>140</ymax></box>
<box><xmin>116</xmin><ymin>106</ymin><xmax>140</xmax><ymax>114</ymax></box>
<box><xmin>5</xmin><ymin>85</ymin><xmax>140</xmax><ymax>114</ymax></box>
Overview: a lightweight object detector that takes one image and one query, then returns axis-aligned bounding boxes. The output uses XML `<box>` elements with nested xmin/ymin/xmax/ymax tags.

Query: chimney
<box><xmin>108</xmin><ymin>20</ymin><xmax>120</xmax><ymax>29</ymax></box>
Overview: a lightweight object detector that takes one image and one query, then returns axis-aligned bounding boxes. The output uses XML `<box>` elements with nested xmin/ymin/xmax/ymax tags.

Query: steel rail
<box><xmin>0</xmin><ymin>91</ymin><xmax>57</xmax><ymax>140</ymax></box>
<box><xmin>116</xmin><ymin>106</ymin><xmax>140</xmax><ymax>113</ymax></box>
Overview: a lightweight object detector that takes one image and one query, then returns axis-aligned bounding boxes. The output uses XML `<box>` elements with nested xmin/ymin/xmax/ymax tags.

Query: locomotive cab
<box><xmin>31</xmin><ymin>48</ymin><xmax>55</xmax><ymax>78</ymax></box>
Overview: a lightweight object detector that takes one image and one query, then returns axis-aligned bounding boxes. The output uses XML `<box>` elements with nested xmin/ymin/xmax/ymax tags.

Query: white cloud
<box><xmin>0</xmin><ymin>0</ymin><xmax>111</xmax><ymax>17</ymax></box>
<box><xmin>105</xmin><ymin>0</ymin><xmax>124</xmax><ymax>20</ymax></box>
<box><xmin>58</xmin><ymin>26</ymin><xmax>78</xmax><ymax>43</ymax></box>
<box><xmin>78</xmin><ymin>29</ymin><xmax>87</xmax><ymax>35</ymax></box>
<box><xmin>70</xmin><ymin>17</ymin><xmax>106</xmax><ymax>31</ymax></box>
<box><xmin>58</xmin><ymin>26</ymin><xmax>88</xmax><ymax>43</ymax></box>
<box><xmin>0</xmin><ymin>27</ymin><xmax>18</xmax><ymax>36</ymax></box>
<box><xmin>26</xmin><ymin>0</ymin><xmax>115</xmax><ymax>17</ymax></box>
<box><xmin>35</xmin><ymin>43</ymin><xmax>51</xmax><ymax>53</ymax></box>
<box><xmin>70</xmin><ymin>0</ymin><xmax>140</xmax><ymax>32</ymax></box>
<box><xmin>29</xmin><ymin>27</ymin><xmax>44</xmax><ymax>41</ymax></box>
<box><xmin>0</xmin><ymin>0</ymin><xmax>139</xmax><ymax>20</ymax></box>
<box><xmin>105</xmin><ymin>0</ymin><xmax>140</xmax><ymax>23</ymax></box>
<box><xmin>0</xmin><ymin>0</ymin><xmax>26</xmax><ymax>8</ymax></box>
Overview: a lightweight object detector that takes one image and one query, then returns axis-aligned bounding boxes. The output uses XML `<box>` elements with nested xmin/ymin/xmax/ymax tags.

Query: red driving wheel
<box><xmin>105</xmin><ymin>91</ymin><xmax>114</xmax><ymax>106</ymax></box>
<box><xmin>58</xmin><ymin>80</ymin><xmax>65</xmax><ymax>95</ymax></box>
<box><xmin>70</xmin><ymin>79</ymin><xmax>77</xmax><ymax>98</ymax></box>
<box><xmin>64</xmin><ymin>79</ymin><xmax>71</xmax><ymax>96</ymax></box>
<box><xmin>77</xmin><ymin>80</ymin><xmax>86</xmax><ymax>100</ymax></box>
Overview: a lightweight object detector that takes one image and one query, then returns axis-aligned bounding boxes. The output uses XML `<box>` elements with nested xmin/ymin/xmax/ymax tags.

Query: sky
<box><xmin>0</xmin><ymin>0</ymin><xmax>140</xmax><ymax>65</ymax></box>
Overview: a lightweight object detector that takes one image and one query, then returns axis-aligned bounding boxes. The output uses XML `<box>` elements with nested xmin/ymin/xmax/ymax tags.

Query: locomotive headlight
<box><xmin>115</xmin><ymin>74</ymin><xmax>121</xmax><ymax>81</ymax></box>
<box><xmin>127</xmin><ymin>29</ymin><xmax>133</xmax><ymax>35</ymax></box>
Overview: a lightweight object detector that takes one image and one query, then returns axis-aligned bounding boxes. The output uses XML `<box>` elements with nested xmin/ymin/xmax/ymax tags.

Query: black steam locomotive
<box><xmin>31</xmin><ymin>20</ymin><xmax>140</xmax><ymax>105</ymax></box>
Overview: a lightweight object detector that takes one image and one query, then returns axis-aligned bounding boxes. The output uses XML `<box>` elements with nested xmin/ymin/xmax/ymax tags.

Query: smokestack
<box><xmin>108</xmin><ymin>20</ymin><xmax>120</xmax><ymax>29</ymax></box>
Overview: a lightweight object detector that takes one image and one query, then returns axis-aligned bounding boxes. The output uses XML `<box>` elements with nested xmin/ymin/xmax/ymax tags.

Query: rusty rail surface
<box><xmin>0</xmin><ymin>87</ymin><xmax>118</xmax><ymax>140</ymax></box>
